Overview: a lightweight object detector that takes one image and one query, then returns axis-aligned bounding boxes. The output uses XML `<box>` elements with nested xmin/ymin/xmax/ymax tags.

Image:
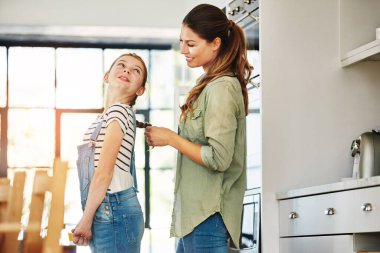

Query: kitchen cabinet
<box><xmin>340</xmin><ymin>0</ymin><xmax>380</xmax><ymax>67</ymax></box>
<box><xmin>280</xmin><ymin>235</ymin><xmax>354</xmax><ymax>253</ymax></box>
<box><xmin>277</xmin><ymin>176</ymin><xmax>380</xmax><ymax>252</ymax></box>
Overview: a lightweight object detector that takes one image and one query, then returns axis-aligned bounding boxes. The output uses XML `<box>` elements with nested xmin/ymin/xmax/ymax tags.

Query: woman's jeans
<box><xmin>176</xmin><ymin>213</ymin><xmax>229</xmax><ymax>253</ymax></box>
<box><xmin>90</xmin><ymin>187</ymin><xmax>144</xmax><ymax>253</ymax></box>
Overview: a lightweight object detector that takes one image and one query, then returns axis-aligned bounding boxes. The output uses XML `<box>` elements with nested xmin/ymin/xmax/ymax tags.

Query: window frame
<box><xmin>0</xmin><ymin>40</ymin><xmax>172</xmax><ymax>228</ymax></box>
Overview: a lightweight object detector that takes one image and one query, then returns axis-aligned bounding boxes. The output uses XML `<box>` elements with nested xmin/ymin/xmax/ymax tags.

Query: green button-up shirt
<box><xmin>170</xmin><ymin>75</ymin><xmax>247</xmax><ymax>247</ymax></box>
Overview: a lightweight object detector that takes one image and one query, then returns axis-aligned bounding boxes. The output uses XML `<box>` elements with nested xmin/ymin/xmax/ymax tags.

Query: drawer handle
<box><xmin>324</xmin><ymin>207</ymin><xmax>335</xmax><ymax>215</ymax></box>
<box><xmin>361</xmin><ymin>203</ymin><xmax>373</xmax><ymax>212</ymax></box>
<box><xmin>289</xmin><ymin>212</ymin><xmax>298</xmax><ymax>219</ymax></box>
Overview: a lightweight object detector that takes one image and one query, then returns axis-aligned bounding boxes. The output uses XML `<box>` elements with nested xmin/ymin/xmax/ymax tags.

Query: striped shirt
<box><xmin>82</xmin><ymin>103</ymin><xmax>135</xmax><ymax>193</ymax></box>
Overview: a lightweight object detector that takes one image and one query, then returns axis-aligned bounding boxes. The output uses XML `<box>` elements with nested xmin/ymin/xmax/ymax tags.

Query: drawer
<box><xmin>280</xmin><ymin>235</ymin><xmax>353</xmax><ymax>253</ymax></box>
<box><xmin>279</xmin><ymin>187</ymin><xmax>380</xmax><ymax>237</ymax></box>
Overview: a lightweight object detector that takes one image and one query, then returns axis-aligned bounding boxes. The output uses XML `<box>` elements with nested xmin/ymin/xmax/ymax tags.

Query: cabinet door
<box><xmin>279</xmin><ymin>187</ymin><xmax>380</xmax><ymax>237</ymax></box>
<box><xmin>280</xmin><ymin>235</ymin><xmax>353</xmax><ymax>253</ymax></box>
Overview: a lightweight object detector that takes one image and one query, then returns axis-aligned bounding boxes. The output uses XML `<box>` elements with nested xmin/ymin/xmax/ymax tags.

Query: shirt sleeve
<box><xmin>105</xmin><ymin>104</ymin><xmax>133</xmax><ymax>135</ymax></box>
<box><xmin>200</xmin><ymin>80</ymin><xmax>240</xmax><ymax>172</ymax></box>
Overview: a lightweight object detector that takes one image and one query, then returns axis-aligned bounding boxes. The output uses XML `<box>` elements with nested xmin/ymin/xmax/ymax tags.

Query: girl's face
<box><xmin>180</xmin><ymin>25</ymin><xmax>221</xmax><ymax>71</ymax></box>
<box><xmin>104</xmin><ymin>55</ymin><xmax>145</xmax><ymax>97</ymax></box>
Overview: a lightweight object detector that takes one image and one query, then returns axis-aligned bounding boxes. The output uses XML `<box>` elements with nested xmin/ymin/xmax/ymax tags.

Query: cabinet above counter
<box><xmin>341</xmin><ymin>39</ymin><xmax>380</xmax><ymax>67</ymax></box>
<box><xmin>339</xmin><ymin>0</ymin><xmax>380</xmax><ymax>67</ymax></box>
<box><xmin>276</xmin><ymin>175</ymin><xmax>380</xmax><ymax>200</ymax></box>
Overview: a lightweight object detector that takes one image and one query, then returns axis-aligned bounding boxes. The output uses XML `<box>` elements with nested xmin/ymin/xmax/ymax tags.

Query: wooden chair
<box><xmin>0</xmin><ymin>171</ymin><xmax>26</xmax><ymax>253</ymax></box>
<box><xmin>23</xmin><ymin>159</ymin><xmax>68</xmax><ymax>253</ymax></box>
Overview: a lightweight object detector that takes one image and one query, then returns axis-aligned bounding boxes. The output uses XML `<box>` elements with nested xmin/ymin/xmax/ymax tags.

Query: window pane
<box><xmin>149</xmin><ymin>110</ymin><xmax>175</xmax><ymax>170</ymax></box>
<box><xmin>150</xmin><ymin>50</ymin><xmax>175</xmax><ymax>109</ymax></box>
<box><xmin>56</xmin><ymin>48</ymin><xmax>103</xmax><ymax>109</ymax></box>
<box><xmin>8</xmin><ymin>109</ymin><xmax>55</xmax><ymax>167</ymax></box>
<box><xmin>0</xmin><ymin>114</ymin><xmax>1</xmax><ymax>160</ymax></box>
<box><xmin>8</xmin><ymin>47</ymin><xmax>55</xmax><ymax>107</ymax></box>
<box><xmin>104</xmin><ymin>49</ymin><xmax>150</xmax><ymax>110</ymax></box>
<box><xmin>0</xmin><ymin>47</ymin><xmax>6</xmax><ymax>107</ymax></box>
<box><xmin>61</xmin><ymin>113</ymin><xmax>99</xmax><ymax>168</ymax></box>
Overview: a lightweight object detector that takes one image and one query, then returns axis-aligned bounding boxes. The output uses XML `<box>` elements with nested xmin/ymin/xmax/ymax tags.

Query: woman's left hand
<box><xmin>145</xmin><ymin>126</ymin><xmax>175</xmax><ymax>147</ymax></box>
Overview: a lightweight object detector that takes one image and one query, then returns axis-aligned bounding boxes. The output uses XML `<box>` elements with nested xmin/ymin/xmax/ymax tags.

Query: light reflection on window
<box><xmin>149</xmin><ymin>110</ymin><xmax>175</xmax><ymax>170</ymax></box>
<box><xmin>8</xmin><ymin>109</ymin><xmax>55</xmax><ymax>167</ymax></box>
<box><xmin>150</xmin><ymin>50</ymin><xmax>175</xmax><ymax>109</ymax></box>
<box><xmin>8</xmin><ymin>47</ymin><xmax>55</xmax><ymax>108</ymax></box>
<box><xmin>0</xmin><ymin>47</ymin><xmax>6</xmax><ymax>107</ymax></box>
<box><xmin>56</xmin><ymin>48</ymin><xmax>103</xmax><ymax>109</ymax></box>
<box><xmin>104</xmin><ymin>49</ymin><xmax>150</xmax><ymax>110</ymax></box>
<box><xmin>61</xmin><ymin>113</ymin><xmax>99</xmax><ymax>168</ymax></box>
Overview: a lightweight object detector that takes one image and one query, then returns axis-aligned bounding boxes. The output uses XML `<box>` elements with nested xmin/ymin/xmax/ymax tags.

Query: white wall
<box><xmin>261</xmin><ymin>0</ymin><xmax>380</xmax><ymax>252</ymax></box>
<box><xmin>0</xmin><ymin>0</ymin><xmax>186</xmax><ymax>28</ymax></box>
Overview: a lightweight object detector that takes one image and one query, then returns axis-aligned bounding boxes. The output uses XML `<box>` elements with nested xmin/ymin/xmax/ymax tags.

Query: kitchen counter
<box><xmin>276</xmin><ymin>175</ymin><xmax>380</xmax><ymax>200</ymax></box>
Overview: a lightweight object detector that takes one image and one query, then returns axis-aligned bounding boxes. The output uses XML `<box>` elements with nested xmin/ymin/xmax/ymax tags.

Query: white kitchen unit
<box><xmin>340</xmin><ymin>0</ymin><xmax>380</xmax><ymax>67</ymax></box>
<box><xmin>277</xmin><ymin>176</ymin><xmax>380</xmax><ymax>253</ymax></box>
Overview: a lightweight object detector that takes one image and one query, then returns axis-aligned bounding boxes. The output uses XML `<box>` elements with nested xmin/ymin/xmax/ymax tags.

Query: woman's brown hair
<box><xmin>180</xmin><ymin>4</ymin><xmax>252</xmax><ymax>121</ymax></box>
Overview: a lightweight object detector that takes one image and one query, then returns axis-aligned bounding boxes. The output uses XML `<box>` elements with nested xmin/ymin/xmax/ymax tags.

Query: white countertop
<box><xmin>276</xmin><ymin>176</ymin><xmax>380</xmax><ymax>200</ymax></box>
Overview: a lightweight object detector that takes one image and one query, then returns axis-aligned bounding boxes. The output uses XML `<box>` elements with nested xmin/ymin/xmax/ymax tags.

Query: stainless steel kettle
<box><xmin>351</xmin><ymin>130</ymin><xmax>380</xmax><ymax>178</ymax></box>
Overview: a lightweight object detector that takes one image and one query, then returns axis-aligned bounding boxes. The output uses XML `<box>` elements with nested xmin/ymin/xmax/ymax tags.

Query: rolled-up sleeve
<box><xmin>201</xmin><ymin>81</ymin><xmax>239</xmax><ymax>172</ymax></box>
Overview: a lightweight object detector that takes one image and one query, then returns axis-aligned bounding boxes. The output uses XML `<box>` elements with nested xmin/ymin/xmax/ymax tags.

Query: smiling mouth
<box><xmin>119</xmin><ymin>76</ymin><xmax>130</xmax><ymax>82</ymax></box>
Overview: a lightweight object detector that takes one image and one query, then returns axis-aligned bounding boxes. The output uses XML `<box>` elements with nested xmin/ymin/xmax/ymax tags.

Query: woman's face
<box><xmin>105</xmin><ymin>55</ymin><xmax>145</xmax><ymax>96</ymax></box>
<box><xmin>180</xmin><ymin>25</ymin><xmax>220</xmax><ymax>71</ymax></box>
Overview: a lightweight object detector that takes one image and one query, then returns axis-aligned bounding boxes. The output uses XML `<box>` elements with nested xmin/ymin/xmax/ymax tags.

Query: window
<box><xmin>56</xmin><ymin>48</ymin><xmax>103</xmax><ymax>109</ymax></box>
<box><xmin>2</xmin><ymin>44</ymin><xmax>178</xmax><ymax>252</ymax></box>
<box><xmin>9</xmin><ymin>47</ymin><xmax>55</xmax><ymax>108</ymax></box>
<box><xmin>0</xmin><ymin>47</ymin><xmax>6</xmax><ymax>107</ymax></box>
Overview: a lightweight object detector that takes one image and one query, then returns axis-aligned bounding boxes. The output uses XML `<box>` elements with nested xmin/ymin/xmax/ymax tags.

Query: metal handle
<box><xmin>234</xmin><ymin>6</ymin><xmax>241</xmax><ymax>13</ymax></box>
<box><xmin>289</xmin><ymin>212</ymin><xmax>298</xmax><ymax>219</ymax></box>
<box><xmin>361</xmin><ymin>203</ymin><xmax>373</xmax><ymax>212</ymax></box>
<box><xmin>228</xmin><ymin>10</ymin><xmax>235</xmax><ymax>16</ymax></box>
<box><xmin>324</xmin><ymin>207</ymin><xmax>335</xmax><ymax>215</ymax></box>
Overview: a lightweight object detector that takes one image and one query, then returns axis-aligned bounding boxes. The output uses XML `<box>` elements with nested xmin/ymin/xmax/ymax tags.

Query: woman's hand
<box><xmin>145</xmin><ymin>126</ymin><xmax>175</xmax><ymax>147</ymax></box>
<box><xmin>71</xmin><ymin>217</ymin><xmax>92</xmax><ymax>246</ymax></box>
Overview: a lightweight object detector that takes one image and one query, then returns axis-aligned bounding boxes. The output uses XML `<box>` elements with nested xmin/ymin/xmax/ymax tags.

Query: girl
<box><xmin>145</xmin><ymin>4</ymin><xmax>252</xmax><ymax>252</ymax></box>
<box><xmin>73</xmin><ymin>53</ymin><xmax>148</xmax><ymax>253</ymax></box>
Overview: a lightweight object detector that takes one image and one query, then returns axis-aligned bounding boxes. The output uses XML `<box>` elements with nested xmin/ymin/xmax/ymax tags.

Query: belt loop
<box><xmin>106</xmin><ymin>193</ymin><xmax>111</xmax><ymax>207</ymax></box>
<box><xmin>115</xmin><ymin>193</ymin><xmax>120</xmax><ymax>204</ymax></box>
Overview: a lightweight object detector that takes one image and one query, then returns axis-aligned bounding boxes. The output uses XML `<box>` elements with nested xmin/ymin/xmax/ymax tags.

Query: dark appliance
<box><xmin>229</xmin><ymin>188</ymin><xmax>261</xmax><ymax>253</ymax></box>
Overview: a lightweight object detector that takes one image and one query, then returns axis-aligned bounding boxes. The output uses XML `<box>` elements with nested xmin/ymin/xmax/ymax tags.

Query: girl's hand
<box><xmin>71</xmin><ymin>218</ymin><xmax>92</xmax><ymax>246</ymax></box>
<box><xmin>145</xmin><ymin>126</ymin><xmax>175</xmax><ymax>147</ymax></box>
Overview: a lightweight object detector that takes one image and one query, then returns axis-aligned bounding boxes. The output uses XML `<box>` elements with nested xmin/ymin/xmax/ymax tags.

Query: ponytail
<box><xmin>180</xmin><ymin>4</ymin><xmax>252</xmax><ymax>122</ymax></box>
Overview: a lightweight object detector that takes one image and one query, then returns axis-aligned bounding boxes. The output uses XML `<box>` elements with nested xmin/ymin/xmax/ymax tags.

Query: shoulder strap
<box><xmin>129</xmin><ymin>109</ymin><xmax>138</xmax><ymax>192</ymax></box>
<box><xmin>90</xmin><ymin>116</ymin><xmax>103</xmax><ymax>142</ymax></box>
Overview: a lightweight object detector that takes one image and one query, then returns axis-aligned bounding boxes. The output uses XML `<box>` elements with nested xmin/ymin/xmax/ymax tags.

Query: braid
<box><xmin>136</xmin><ymin>120</ymin><xmax>152</xmax><ymax>128</ymax></box>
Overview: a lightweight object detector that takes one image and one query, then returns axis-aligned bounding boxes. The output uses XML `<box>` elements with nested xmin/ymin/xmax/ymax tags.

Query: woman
<box><xmin>72</xmin><ymin>53</ymin><xmax>148</xmax><ymax>253</ymax></box>
<box><xmin>145</xmin><ymin>4</ymin><xmax>252</xmax><ymax>252</ymax></box>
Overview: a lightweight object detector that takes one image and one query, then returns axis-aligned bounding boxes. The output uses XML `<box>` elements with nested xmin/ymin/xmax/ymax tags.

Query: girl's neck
<box><xmin>104</xmin><ymin>94</ymin><xmax>132</xmax><ymax>113</ymax></box>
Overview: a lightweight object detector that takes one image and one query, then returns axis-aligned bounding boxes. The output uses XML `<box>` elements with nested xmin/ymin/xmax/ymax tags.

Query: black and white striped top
<box><xmin>82</xmin><ymin>103</ymin><xmax>135</xmax><ymax>193</ymax></box>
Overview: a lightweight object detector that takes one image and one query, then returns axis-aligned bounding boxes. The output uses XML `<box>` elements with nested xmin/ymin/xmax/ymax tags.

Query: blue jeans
<box><xmin>176</xmin><ymin>213</ymin><xmax>229</xmax><ymax>253</ymax></box>
<box><xmin>90</xmin><ymin>187</ymin><xmax>144</xmax><ymax>253</ymax></box>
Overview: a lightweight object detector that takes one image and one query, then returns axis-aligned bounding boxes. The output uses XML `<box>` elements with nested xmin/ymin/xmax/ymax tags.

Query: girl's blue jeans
<box><xmin>176</xmin><ymin>213</ymin><xmax>229</xmax><ymax>253</ymax></box>
<box><xmin>89</xmin><ymin>187</ymin><xmax>144</xmax><ymax>253</ymax></box>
